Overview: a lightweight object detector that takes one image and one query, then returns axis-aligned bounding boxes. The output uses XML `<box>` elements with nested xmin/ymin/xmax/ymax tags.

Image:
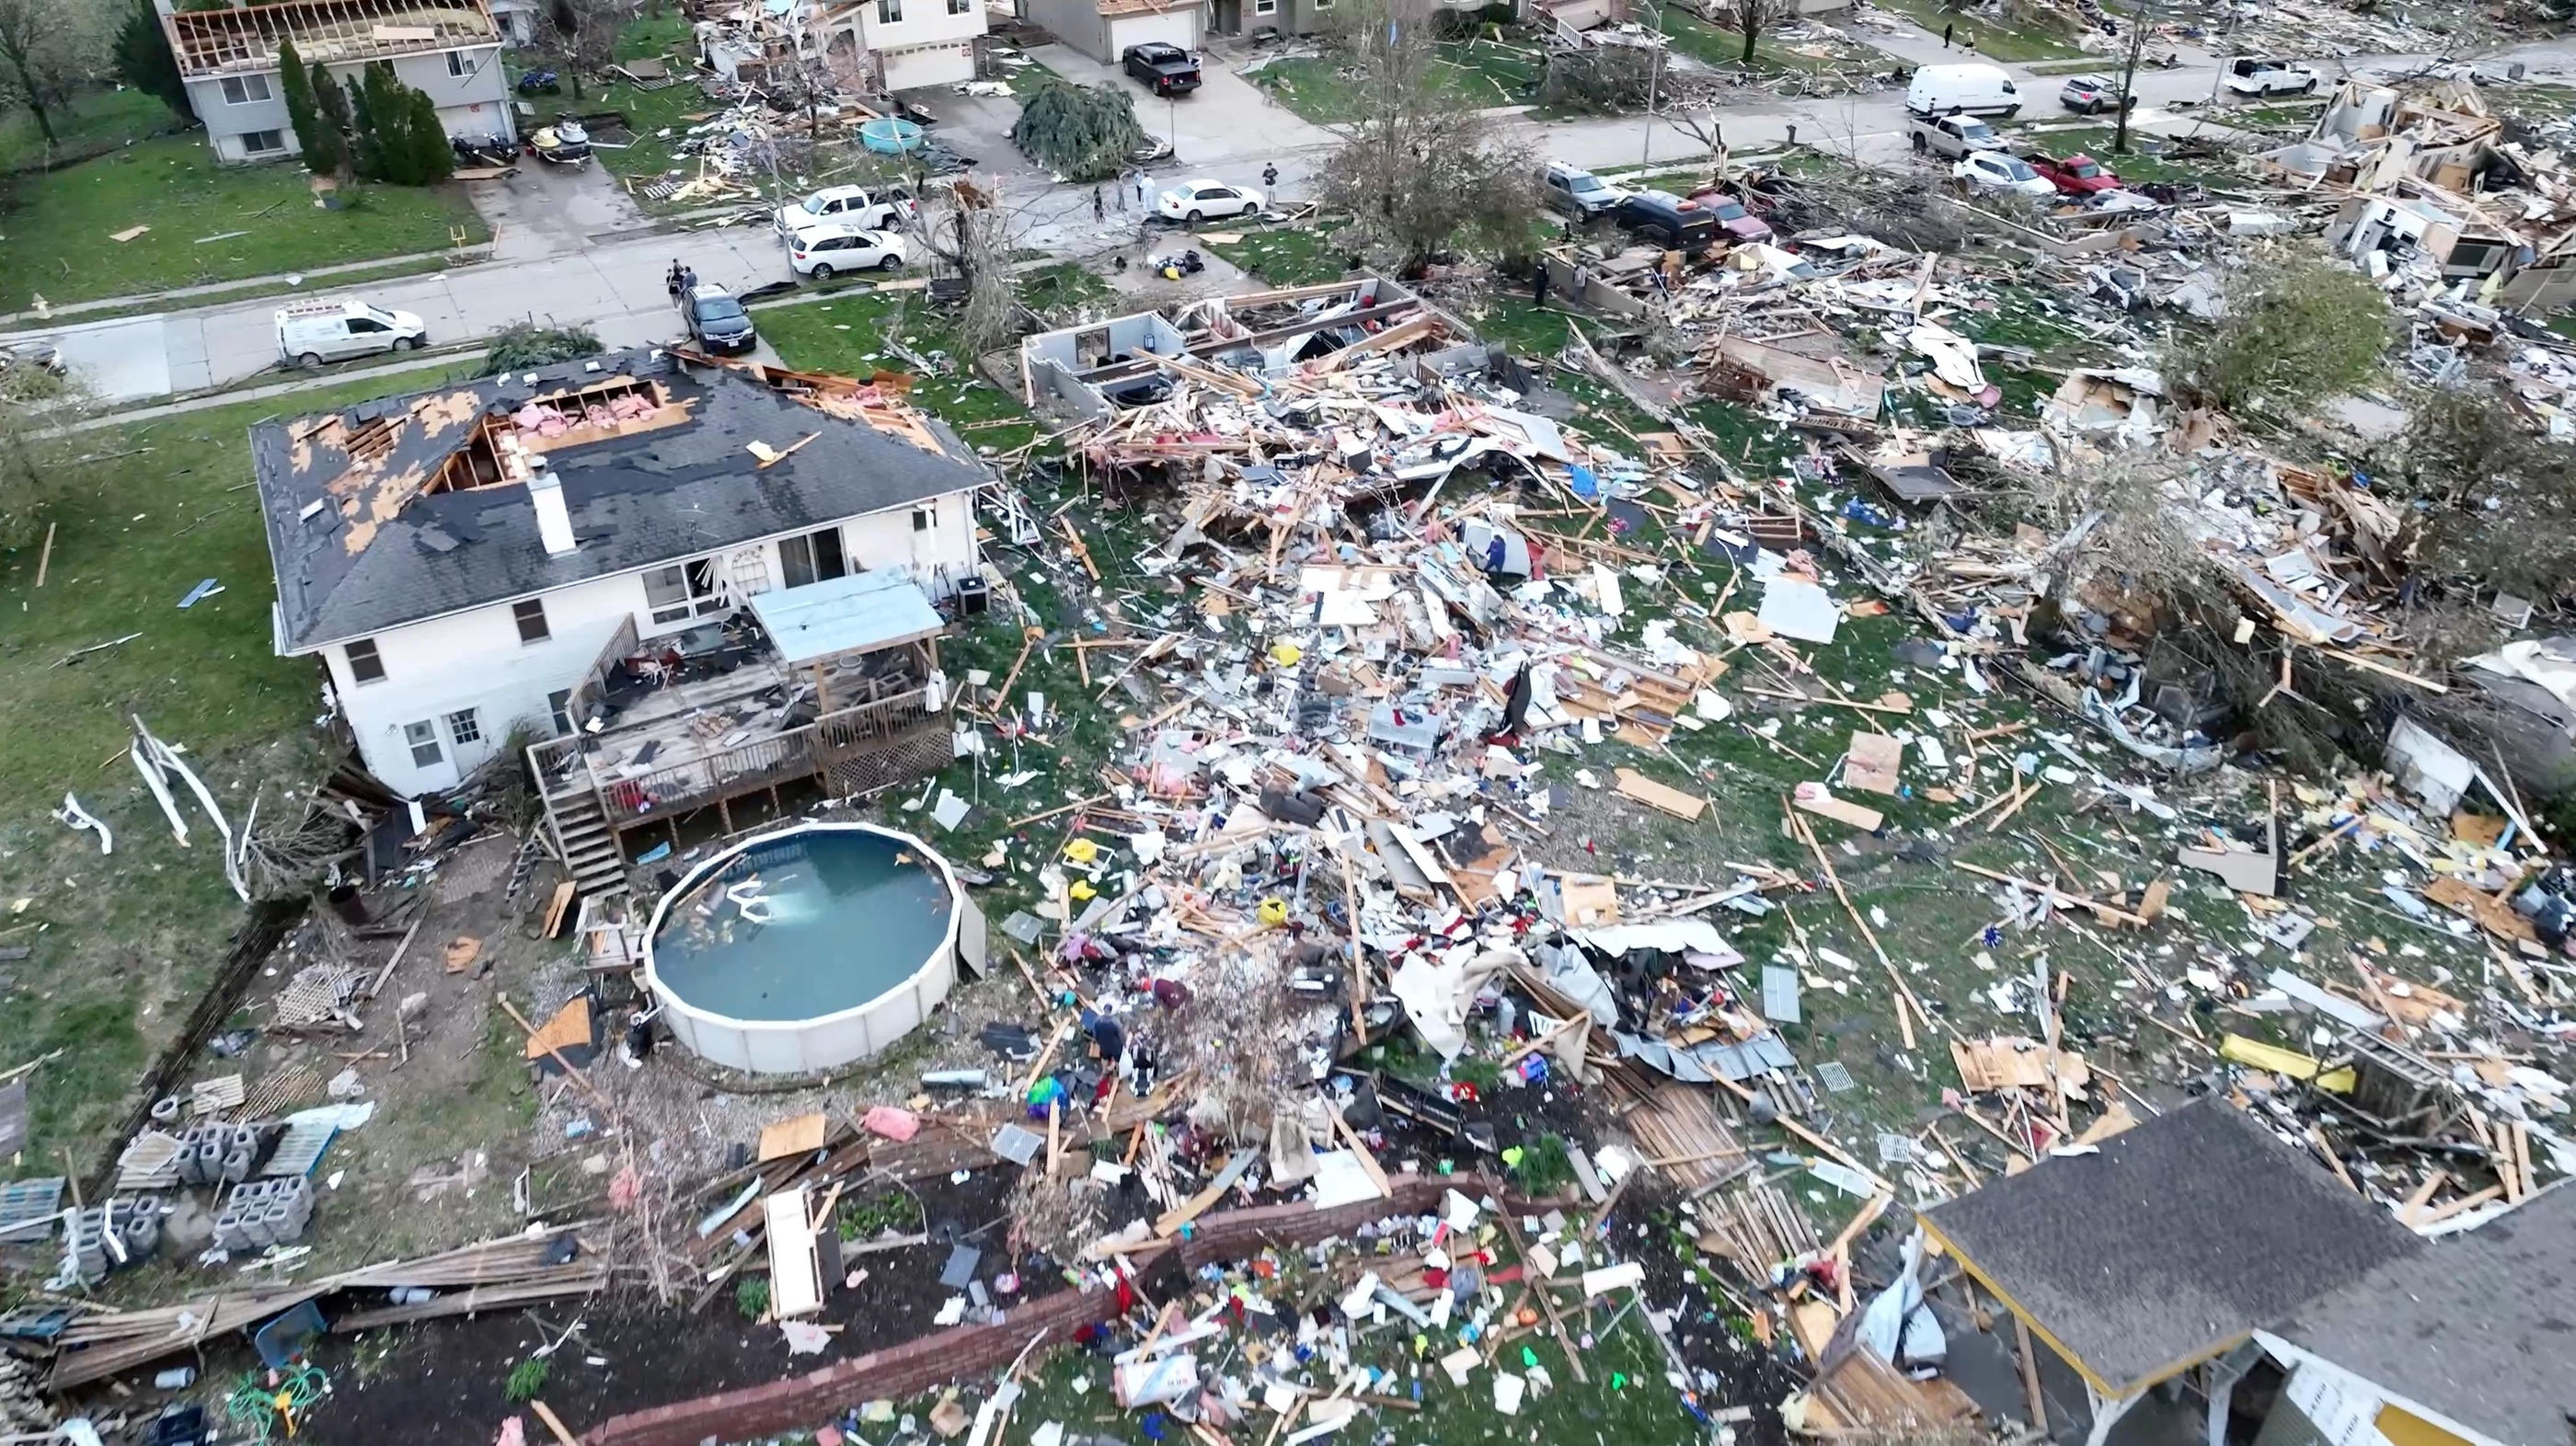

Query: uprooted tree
<box><xmin>2162</xmin><ymin>252</ymin><xmax>2390</xmax><ymax>417</ymax></box>
<box><xmin>1315</xmin><ymin>0</ymin><xmax>1537</xmax><ymax>272</ymax></box>
<box><xmin>1013</xmin><ymin>76</ymin><xmax>1148</xmax><ymax>182</ymax></box>
<box><xmin>2396</xmin><ymin>384</ymin><xmax>2576</xmax><ymax>603</ymax></box>
<box><xmin>1540</xmin><ymin>44</ymin><xmax>1659</xmax><ymax>114</ymax></box>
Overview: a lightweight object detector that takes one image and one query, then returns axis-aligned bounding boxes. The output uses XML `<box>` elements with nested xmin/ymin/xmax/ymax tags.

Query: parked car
<box><xmin>1609</xmin><ymin>190</ymin><xmax>1719</xmax><ymax>250</ymax></box>
<box><xmin>788</xmin><ymin>224</ymin><xmax>910</xmax><ymax>278</ymax></box>
<box><xmin>1909</xmin><ymin>112</ymin><xmax>2006</xmax><ymax>159</ymax></box>
<box><xmin>1680</xmin><ymin>186</ymin><xmax>1775</xmax><ymax>242</ymax></box>
<box><xmin>1123</xmin><ymin>41</ymin><xmax>1202</xmax><ymax>96</ymax></box>
<box><xmin>2028</xmin><ymin>153</ymin><xmax>2122</xmax><ymax>195</ymax></box>
<box><xmin>2223</xmin><ymin>57</ymin><xmax>2319</xmax><ymax>97</ymax></box>
<box><xmin>2057</xmin><ymin>74</ymin><xmax>2134</xmax><ymax>113</ymax></box>
<box><xmin>275</xmin><ymin>300</ymin><xmax>428</xmax><ymax>369</ymax></box>
<box><xmin>1952</xmin><ymin>152</ymin><xmax>2057</xmax><ymax>198</ymax></box>
<box><xmin>0</xmin><ymin>339</ymin><xmax>65</xmax><ymax>377</ymax></box>
<box><xmin>1156</xmin><ymin>178</ymin><xmax>1263</xmax><ymax>223</ymax></box>
<box><xmin>775</xmin><ymin>185</ymin><xmax>915</xmax><ymax>235</ymax></box>
<box><xmin>1539</xmin><ymin>161</ymin><xmax>1627</xmax><ymax>218</ymax></box>
<box><xmin>1906</xmin><ymin>63</ymin><xmax>2021</xmax><ymax>118</ymax></box>
<box><xmin>680</xmin><ymin>283</ymin><xmax>757</xmax><ymax>354</ymax></box>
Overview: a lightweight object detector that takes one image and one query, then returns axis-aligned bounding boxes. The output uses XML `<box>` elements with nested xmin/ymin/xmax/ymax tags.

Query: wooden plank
<box><xmin>757</xmin><ymin>1111</ymin><xmax>830</xmax><ymax>1163</ymax></box>
<box><xmin>1794</xmin><ymin>790</ymin><xmax>1882</xmax><ymax>832</ymax></box>
<box><xmin>531</xmin><ymin>1402</ymin><xmax>583</xmax><ymax>1446</ymax></box>
<box><xmin>542</xmin><ymin>880</ymin><xmax>579</xmax><ymax>938</ymax></box>
<box><xmin>1615</xmin><ymin>769</ymin><xmax>1708</xmax><ymax>821</ymax></box>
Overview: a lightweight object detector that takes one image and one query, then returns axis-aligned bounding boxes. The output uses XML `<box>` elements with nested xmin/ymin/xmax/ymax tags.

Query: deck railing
<box><xmin>593</xmin><ymin>684</ymin><xmax>940</xmax><ymax>828</ymax></box>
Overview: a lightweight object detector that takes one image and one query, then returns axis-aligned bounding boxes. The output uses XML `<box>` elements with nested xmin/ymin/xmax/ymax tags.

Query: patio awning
<box><xmin>746</xmin><ymin>571</ymin><xmax>944</xmax><ymax>666</ymax></box>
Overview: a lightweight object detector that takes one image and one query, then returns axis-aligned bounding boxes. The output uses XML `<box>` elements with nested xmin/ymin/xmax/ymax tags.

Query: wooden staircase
<box><xmin>546</xmin><ymin>783</ymin><xmax>627</xmax><ymax>900</ymax></box>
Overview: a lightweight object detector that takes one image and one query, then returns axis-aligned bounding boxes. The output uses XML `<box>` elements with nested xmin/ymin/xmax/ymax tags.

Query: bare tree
<box><xmin>1315</xmin><ymin>0</ymin><xmax>1536</xmax><ymax>271</ymax></box>
<box><xmin>1727</xmin><ymin>0</ymin><xmax>1780</xmax><ymax>65</ymax></box>
<box><xmin>0</xmin><ymin>0</ymin><xmax>110</xmax><ymax>149</ymax></box>
<box><xmin>537</xmin><ymin>0</ymin><xmax>641</xmax><ymax>101</ymax></box>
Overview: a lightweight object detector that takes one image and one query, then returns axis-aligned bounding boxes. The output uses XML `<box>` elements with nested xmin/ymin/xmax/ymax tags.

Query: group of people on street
<box><xmin>664</xmin><ymin>259</ymin><xmax>698</xmax><ymax>305</ymax></box>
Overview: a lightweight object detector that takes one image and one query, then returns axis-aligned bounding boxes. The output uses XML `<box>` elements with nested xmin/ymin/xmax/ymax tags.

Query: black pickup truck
<box><xmin>1121</xmin><ymin>41</ymin><xmax>1201</xmax><ymax>96</ymax></box>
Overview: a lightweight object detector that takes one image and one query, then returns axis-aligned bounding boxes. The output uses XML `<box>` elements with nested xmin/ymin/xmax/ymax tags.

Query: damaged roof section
<box><xmin>254</xmin><ymin>349</ymin><xmax>989</xmax><ymax>653</ymax></box>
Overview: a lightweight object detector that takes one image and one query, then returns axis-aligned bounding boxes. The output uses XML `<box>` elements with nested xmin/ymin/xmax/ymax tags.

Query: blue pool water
<box><xmin>650</xmin><ymin>827</ymin><xmax>954</xmax><ymax>1022</ymax></box>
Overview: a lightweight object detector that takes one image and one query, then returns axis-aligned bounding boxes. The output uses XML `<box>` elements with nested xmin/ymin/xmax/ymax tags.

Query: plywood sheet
<box><xmin>1615</xmin><ymin>768</ymin><xmax>1707</xmax><ymax>821</ymax></box>
<box><xmin>758</xmin><ymin>1111</ymin><xmax>831</xmax><ymax>1163</ymax></box>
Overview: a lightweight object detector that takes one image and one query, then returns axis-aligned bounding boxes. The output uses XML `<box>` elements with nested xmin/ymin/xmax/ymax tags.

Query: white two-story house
<box><xmin>253</xmin><ymin>350</ymin><xmax>988</xmax><ymax>888</ymax></box>
<box><xmin>811</xmin><ymin>0</ymin><xmax>988</xmax><ymax>94</ymax></box>
<box><xmin>160</xmin><ymin>0</ymin><xmax>515</xmax><ymax>165</ymax></box>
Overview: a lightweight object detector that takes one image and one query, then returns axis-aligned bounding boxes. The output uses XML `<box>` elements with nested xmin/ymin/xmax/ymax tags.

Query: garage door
<box><xmin>880</xmin><ymin>39</ymin><xmax>974</xmax><ymax>91</ymax></box>
<box><xmin>1110</xmin><ymin>7</ymin><xmax>1199</xmax><ymax>59</ymax></box>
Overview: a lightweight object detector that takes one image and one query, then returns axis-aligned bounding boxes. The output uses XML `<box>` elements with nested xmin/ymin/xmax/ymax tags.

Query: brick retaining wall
<box><xmin>585</xmin><ymin>1172</ymin><xmax>1524</xmax><ymax>1446</ymax></box>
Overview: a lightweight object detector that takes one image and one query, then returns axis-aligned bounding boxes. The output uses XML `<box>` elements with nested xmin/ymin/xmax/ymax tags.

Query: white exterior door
<box><xmin>1110</xmin><ymin>8</ymin><xmax>1199</xmax><ymax>58</ymax></box>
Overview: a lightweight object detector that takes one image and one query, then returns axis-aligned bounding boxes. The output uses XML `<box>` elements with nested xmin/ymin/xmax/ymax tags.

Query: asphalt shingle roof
<box><xmin>253</xmin><ymin>350</ymin><xmax>988</xmax><ymax>653</ymax></box>
<box><xmin>1922</xmin><ymin>1096</ymin><xmax>2421</xmax><ymax>1396</ymax></box>
<box><xmin>2272</xmin><ymin>1181</ymin><xmax>2576</xmax><ymax>1445</ymax></box>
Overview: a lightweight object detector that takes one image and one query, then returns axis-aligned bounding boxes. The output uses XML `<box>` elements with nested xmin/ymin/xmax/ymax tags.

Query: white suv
<box><xmin>788</xmin><ymin>223</ymin><xmax>910</xmax><ymax>278</ymax></box>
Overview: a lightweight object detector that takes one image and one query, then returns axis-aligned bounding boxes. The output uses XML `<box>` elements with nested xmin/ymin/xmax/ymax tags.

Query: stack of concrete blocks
<box><xmin>56</xmin><ymin>1199</ymin><xmax>162</xmax><ymax>1286</ymax></box>
<box><xmin>174</xmin><ymin>1123</ymin><xmax>262</xmax><ymax>1188</ymax></box>
<box><xmin>213</xmin><ymin>1176</ymin><xmax>314</xmax><ymax>1252</ymax></box>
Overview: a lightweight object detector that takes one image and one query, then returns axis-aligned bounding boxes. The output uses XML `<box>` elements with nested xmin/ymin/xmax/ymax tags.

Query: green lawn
<box><xmin>0</xmin><ymin>136</ymin><xmax>487</xmax><ymax>308</ymax></box>
<box><xmin>1206</xmin><ymin>224</ymin><xmax>1354</xmax><ymax>286</ymax></box>
<box><xmin>2036</xmin><ymin>124</ymin><xmax>2241</xmax><ymax>187</ymax></box>
<box><xmin>752</xmin><ymin>288</ymin><xmax>1047</xmax><ymax>453</ymax></box>
<box><xmin>1866</xmin><ymin>0</ymin><xmax>2083</xmax><ymax>61</ymax></box>
<box><xmin>1248</xmin><ymin>38</ymin><xmax>1546</xmax><ymax>124</ymax></box>
<box><xmin>1645</xmin><ymin>2</ymin><xmax>1885</xmax><ymax>77</ymax></box>
<box><xmin>0</xmin><ymin>373</ymin><xmax>479</xmax><ymax>1168</ymax></box>
<box><xmin>0</xmin><ymin>88</ymin><xmax>189</xmax><ymax>173</ymax></box>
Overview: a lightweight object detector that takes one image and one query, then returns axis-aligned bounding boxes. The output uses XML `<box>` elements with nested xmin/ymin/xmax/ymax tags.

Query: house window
<box><xmin>642</xmin><ymin>558</ymin><xmax>725</xmax><ymax>625</ymax></box>
<box><xmin>547</xmin><ymin>688</ymin><xmax>575</xmax><ymax>735</ymax></box>
<box><xmin>512</xmin><ymin>597</ymin><xmax>551</xmax><ymax>644</ymax></box>
<box><xmin>403</xmin><ymin>720</ymin><xmax>443</xmax><ymax>769</ymax></box>
<box><xmin>911</xmin><ymin>505</ymin><xmax>937</xmax><ymax>533</ymax></box>
<box><xmin>345</xmin><ymin>638</ymin><xmax>385</xmax><ymax>684</ymax></box>
<box><xmin>445</xmin><ymin>707</ymin><xmax>483</xmax><ymax>747</ymax></box>
<box><xmin>778</xmin><ymin>527</ymin><xmax>848</xmax><ymax>590</ymax></box>
<box><xmin>240</xmin><ymin>129</ymin><xmax>287</xmax><ymax>155</ymax></box>
<box><xmin>1255</xmin><ymin>0</ymin><xmax>1276</xmax><ymax>12</ymax></box>
<box><xmin>220</xmin><ymin>75</ymin><xmax>273</xmax><ymax>105</ymax></box>
<box><xmin>948</xmin><ymin>0</ymin><xmax>972</xmax><ymax>13</ymax></box>
<box><xmin>878</xmin><ymin>0</ymin><xmax>903</xmax><ymax>21</ymax></box>
<box><xmin>446</xmin><ymin>50</ymin><xmax>471</xmax><ymax>77</ymax></box>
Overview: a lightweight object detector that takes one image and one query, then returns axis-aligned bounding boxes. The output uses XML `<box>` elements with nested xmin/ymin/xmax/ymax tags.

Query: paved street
<box><xmin>12</xmin><ymin>31</ymin><xmax>2576</xmax><ymax>409</ymax></box>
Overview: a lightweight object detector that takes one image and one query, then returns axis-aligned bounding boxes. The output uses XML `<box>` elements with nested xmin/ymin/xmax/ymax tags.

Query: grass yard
<box><xmin>1206</xmin><ymin>224</ymin><xmax>1354</xmax><ymax>286</ymax></box>
<box><xmin>0</xmin><ymin>88</ymin><xmax>189</xmax><ymax>174</ymax></box>
<box><xmin>1248</xmin><ymin>37</ymin><xmax>1546</xmax><ymax>125</ymax></box>
<box><xmin>2035</xmin><ymin>124</ymin><xmax>2244</xmax><ymax>187</ymax></box>
<box><xmin>1644</xmin><ymin>2</ymin><xmax>1886</xmax><ymax>79</ymax></box>
<box><xmin>752</xmin><ymin>287</ymin><xmax>1048</xmax><ymax>454</ymax></box>
<box><xmin>1864</xmin><ymin>0</ymin><xmax>2083</xmax><ymax>61</ymax></box>
<box><xmin>0</xmin><ymin>137</ymin><xmax>488</xmax><ymax>309</ymax></box>
<box><xmin>0</xmin><ymin>375</ymin><xmax>478</xmax><ymax>1168</ymax></box>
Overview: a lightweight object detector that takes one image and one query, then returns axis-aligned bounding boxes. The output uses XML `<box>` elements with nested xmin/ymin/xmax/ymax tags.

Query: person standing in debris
<box><xmin>1940</xmin><ymin>19</ymin><xmax>1953</xmax><ymax>46</ymax></box>
<box><xmin>1570</xmin><ymin>262</ymin><xmax>1590</xmax><ymax>307</ymax></box>
<box><xmin>1533</xmin><ymin>260</ymin><xmax>1551</xmax><ymax>309</ymax></box>
<box><xmin>1093</xmin><ymin>185</ymin><xmax>1105</xmax><ymax>222</ymax></box>
<box><xmin>1262</xmin><ymin>162</ymin><xmax>1280</xmax><ymax>196</ymax></box>
<box><xmin>1135</xmin><ymin>172</ymin><xmax>1148</xmax><ymax>208</ymax></box>
<box><xmin>1116</xmin><ymin>169</ymin><xmax>1130</xmax><ymax>211</ymax></box>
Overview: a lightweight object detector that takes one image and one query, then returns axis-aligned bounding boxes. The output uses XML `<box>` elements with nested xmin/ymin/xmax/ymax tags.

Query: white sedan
<box><xmin>788</xmin><ymin>223</ymin><xmax>910</xmax><ymax>278</ymax></box>
<box><xmin>1156</xmin><ymin>179</ymin><xmax>1263</xmax><ymax>224</ymax></box>
<box><xmin>1953</xmin><ymin>153</ymin><xmax>2056</xmax><ymax>198</ymax></box>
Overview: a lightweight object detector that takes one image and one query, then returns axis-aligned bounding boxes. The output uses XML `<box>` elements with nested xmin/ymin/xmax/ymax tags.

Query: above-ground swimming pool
<box><xmin>643</xmin><ymin>822</ymin><xmax>981</xmax><ymax>1073</ymax></box>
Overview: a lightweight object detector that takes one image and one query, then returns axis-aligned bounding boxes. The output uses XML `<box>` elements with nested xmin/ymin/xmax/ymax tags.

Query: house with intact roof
<box><xmin>253</xmin><ymin>350</ymin><xmax>988</xmax><ymax>896</ymax></box>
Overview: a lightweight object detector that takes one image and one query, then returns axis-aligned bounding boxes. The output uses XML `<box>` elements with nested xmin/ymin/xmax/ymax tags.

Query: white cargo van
<box><xmin>1906</xmin><ymin>63</ymin><xmax>2023</xmax><ymax>119</ymax></box>
<box><xmin>275</xmin><ymin>300</ymin><xmax>428</xmax><ymax>368</ymax></box>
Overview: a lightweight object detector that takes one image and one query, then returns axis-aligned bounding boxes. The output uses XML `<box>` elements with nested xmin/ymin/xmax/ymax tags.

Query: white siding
<box><xmin>2252</xmin><ymin>1337</ymin><xmax>2505</xmax><ymax>1446</ymax></box>
<box><xmin>318</xmin><ymin>496</ymin><xmax>981</xmax><ymax>798</ymax></box>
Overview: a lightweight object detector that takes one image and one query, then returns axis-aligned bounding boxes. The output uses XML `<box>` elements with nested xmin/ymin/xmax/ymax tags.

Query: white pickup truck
<box><xmin>2223</xmin><ymin>57</ymin><xmax>2320</xmax><ymax>97</ymax></box>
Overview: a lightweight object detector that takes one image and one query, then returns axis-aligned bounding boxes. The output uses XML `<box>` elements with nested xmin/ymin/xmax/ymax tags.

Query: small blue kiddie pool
<box><xmin>859</xmin><ymin>118</ymin><xmax>925</xmax><ymax>155</ymax></box>
<box><xmin>644</xmin><ymin>823</ymin><xmax>972</xmax><ymax>1073</ymax></box>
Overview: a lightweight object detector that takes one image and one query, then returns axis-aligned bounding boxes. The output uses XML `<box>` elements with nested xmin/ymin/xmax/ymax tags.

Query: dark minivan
<box><xmin>1611</xmin><ymin>189</ymin><xmax>1719</xmax><ymax>250</ymax></box>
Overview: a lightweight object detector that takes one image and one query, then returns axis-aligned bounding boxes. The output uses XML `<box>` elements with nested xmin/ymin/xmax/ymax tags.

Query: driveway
<box><xmin>1026</xmin><ymin>44</ymin><xmax>1339</xmax><ymax>167</ymax></box>
<box><xmin>462</xmin><ymin>156</ymin><xmax>655</xmax><ymax>263</ymax></box>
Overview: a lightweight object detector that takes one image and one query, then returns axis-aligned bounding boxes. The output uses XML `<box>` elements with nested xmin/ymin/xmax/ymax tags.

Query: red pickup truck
<box><xmin>2028</xmin><ymin>153</ymin><xmax>2122</xmax><ymax>195</ymax></box>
